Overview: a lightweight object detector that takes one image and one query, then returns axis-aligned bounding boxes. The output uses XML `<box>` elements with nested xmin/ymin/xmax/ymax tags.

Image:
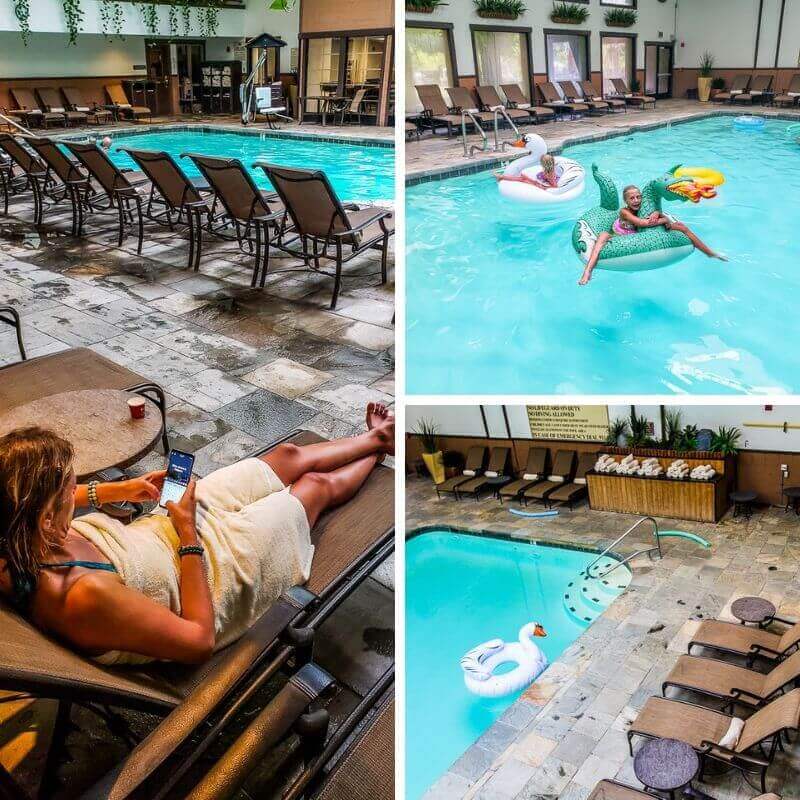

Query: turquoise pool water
<box><xmin>406</xmin><ymin>116</ymin><xmax>800</xmax><ymax>394</ymax></box>
<box><xmin>405</xmin><ymin>530</ymin><xmax>625</xmax><ymax>799</ymax></box>
<box><xmin>96</xmin><ymin>128</ymin><xmax>394</xmax><ymax>203</ymax></box>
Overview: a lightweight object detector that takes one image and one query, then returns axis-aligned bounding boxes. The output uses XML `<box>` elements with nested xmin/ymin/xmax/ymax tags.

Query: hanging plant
<box><xmin>140</xmin><ymin>2</ymin><xmax>159</xmax><ymax>35</ymax></box>
<box><xmin>14</xmin><ymin>0</ymin><xmax>31</xmax><ymax>46</ymax></box>
<box><xmin>204</xmin><ymin>0</ymin><xmax>220</xmax><ymax>36</ymax></box>
<box><xmin>167</xmin><ymin>2</ymin><xmax>179</xmax><ymax>35</ymax></box>
<box><xmin>112</xmin><ymin>0</ymin><xmax>125</xmax><ymax>38</ymax></box>
<box><xmin>99</xmin><ymin>0</ymin><xmax>111</xmax><ymax>39</ymax></box>
<box><xmin>268</xmin><ymin>0</ymin><xmax>297</xmax><ymax>10</ymax></box>
<box><xmin>63</xmin><ymin>0</ymin><xmax>84</xmax><ymax>45</ymax></box>
<box><xmin>179</xmin><ymin>0</ymin><xmax>192</xmax><ymax>35</ymax></box>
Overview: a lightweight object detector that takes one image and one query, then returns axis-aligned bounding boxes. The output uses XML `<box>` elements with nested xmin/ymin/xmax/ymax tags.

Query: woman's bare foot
<box><xmin>712</xmin><ymin>253</ymin><xmax>729</xmax><ymax>262</ymax></box>
<box><xmin>366</xmin><ymin>402</ymin><xmax>395</xmax><ymax>456</ymax></box>
<box><xmin>578</xmin><ymin>267</ymin><xmax>593</xmax><ymax>285</ymax></box>
<box><xmin>366</xmin><ymin>402</ymin><xmax>388</xmax><ymax>431</ymax></box>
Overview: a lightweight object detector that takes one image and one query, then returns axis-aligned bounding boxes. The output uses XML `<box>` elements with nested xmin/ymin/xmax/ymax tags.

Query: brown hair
<box><xmin>541</xmin><ymin>154</ymin><xmax>556</xmax><ymax>173</ymax></box>
<box><xmin>623</xmin><ymin>185</ymin><xmax>640</xmax><ymax>201</ymax></box>
<box><xmin>0</xmin><ymin>427</ymin><xmax>74</xmax><ymax>594</ymax></box>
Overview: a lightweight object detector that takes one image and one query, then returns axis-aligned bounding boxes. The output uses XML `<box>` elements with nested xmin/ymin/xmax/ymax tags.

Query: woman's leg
<box><xmin>579</xmin><ymin>232</ymin><xmax>611</xmax><ymax>285</ymax></box>
<box><xmin>290</xmin><ymin>455</ymin><xmax>379</xmax><ymax>527</ymax></box>
<box><xmin>668</xmin><ymin>221</ymin><xmax>727</xmax><ymax>260</ymax></box>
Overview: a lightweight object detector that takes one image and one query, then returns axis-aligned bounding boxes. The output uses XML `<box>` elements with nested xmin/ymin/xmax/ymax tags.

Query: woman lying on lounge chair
<box><xmin>0</xmin><ymin>404</ymin><xmax>394</xmax><ymax>665</ymax></box>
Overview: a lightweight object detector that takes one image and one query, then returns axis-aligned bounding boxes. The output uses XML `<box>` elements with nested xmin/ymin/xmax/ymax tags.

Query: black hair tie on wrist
<box><xmin>178</xmin><ymin>545</ymin><xmax>204</xmax><ymax>558</ymax></box>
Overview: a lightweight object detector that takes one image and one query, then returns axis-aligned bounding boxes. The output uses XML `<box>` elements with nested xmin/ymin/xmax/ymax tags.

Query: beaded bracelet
<box><xmin>87</xmin><ymin>480</ymin><xmax>100</xmax><ymax>509</ymax></box>
<box><xmin>178</xmin><ymin>544</ymin><xmax>205</xmax><ymax>558</ymax></box>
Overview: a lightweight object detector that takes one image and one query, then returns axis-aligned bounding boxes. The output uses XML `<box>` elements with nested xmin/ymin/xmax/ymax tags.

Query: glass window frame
<box><xmin>600</xmin><ymin>0</ymin><xmax>636</xmax><ymax>7</ymax></box>
<box><xmin>543</xmin><ymin>28</ymin><xmax>592</xmax><ymax>87</ymax></box>
<box><xmin>470</xmin><ymin>24</ymin><xmax>534</xmax><ymax>102</ymax></box>
<box><xmin>600</xmin><ymin>31</ymin><xmax>637</xmax><ymax>96</ymax></box>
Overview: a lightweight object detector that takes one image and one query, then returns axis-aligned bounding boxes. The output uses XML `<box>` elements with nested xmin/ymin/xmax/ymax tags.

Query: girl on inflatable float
<box><xmin>578</xmin><ymin>184</ymin><xmax>727</xmax><ymax>285</ymax></box>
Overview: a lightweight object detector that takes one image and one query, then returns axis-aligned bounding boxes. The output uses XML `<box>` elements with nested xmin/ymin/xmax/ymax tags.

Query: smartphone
<box><xmin>159</xmin><ymin>449</ymin><xmax>195</xmax><ymax>507</ymax></box>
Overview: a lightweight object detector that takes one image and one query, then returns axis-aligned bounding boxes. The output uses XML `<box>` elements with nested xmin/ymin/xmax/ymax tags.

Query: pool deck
<box><xmin>406</xmin><ymin>98</ymin><xmax>800</xmax><ymax>183</ymax></box>
<box><xmin>406</xmin><ymin>475</ymin><xmax>800</xmax><ymax>800</ymax></box>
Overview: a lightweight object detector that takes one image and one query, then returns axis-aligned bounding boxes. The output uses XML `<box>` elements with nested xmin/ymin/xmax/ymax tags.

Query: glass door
<box><xmin>473</xmin><ymin>29</ymin><xmax>531</xmax><ymax>100</ymax></box>
<box><xmin>601</xmin><ymin>35</ymin><xmax>635</xmax><ymax>96</ymax></box>
<box><xmin>176</xmin><ymin>42</ymin><xmax>205</xmax><ymax>112</ymax></box>
<box><xmin>405</xmin><ymin>26</ymin><xmax>455</xmax><ymax>113</ymax></box>
<box><xmin>545</xmin><ymin>31</ymin><xmax>589</xmax><ymax>95</ymax></box>
<box><xmin>645</xmin><ymin>43</ymin><xmax>672</xmax><ymax>98</ymax></box>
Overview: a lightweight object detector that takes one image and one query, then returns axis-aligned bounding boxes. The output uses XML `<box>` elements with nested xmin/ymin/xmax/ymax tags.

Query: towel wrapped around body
<box><xmin>70</xmin><ymin>458</ymin><xmax>313</xmax><ymax>665</ymax></box>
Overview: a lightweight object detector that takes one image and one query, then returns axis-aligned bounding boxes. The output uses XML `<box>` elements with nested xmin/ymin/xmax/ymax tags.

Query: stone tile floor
<box><xmin>406</xmin><ymin>99</ymin><xmax>800</xmax><ymax>179</ymax></box>
<box><xmin>406</xmin><ymin>475</ymin><xmax>800</xmax><ymax>800</ymax></box>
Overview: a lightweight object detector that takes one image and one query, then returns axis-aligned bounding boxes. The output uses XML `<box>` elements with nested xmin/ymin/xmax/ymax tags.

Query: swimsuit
<box><xmin>612</xmin><ymin>216</ymin><xmax>637</xmax><ymax>236</ymax></box>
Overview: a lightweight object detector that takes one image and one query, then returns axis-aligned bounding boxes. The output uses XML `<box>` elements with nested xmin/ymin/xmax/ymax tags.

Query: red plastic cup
<box><xmin>128</xmin><ymin>397</ymin><xmax>146</xmax><ymax>419</ymax></box>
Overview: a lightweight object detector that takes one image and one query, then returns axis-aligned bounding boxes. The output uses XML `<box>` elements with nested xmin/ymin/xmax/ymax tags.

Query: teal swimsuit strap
<box><xmin>39</xmin><ymin>560</ymin><xmax>118</xmax><ymax>573</ymax></box>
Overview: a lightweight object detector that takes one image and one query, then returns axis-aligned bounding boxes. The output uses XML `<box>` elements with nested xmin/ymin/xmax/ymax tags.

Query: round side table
<box><xmin>634</xmin><ymin>738</ymin><xmax>699</xmax><ymax>800</ymax></box>
<box><xmin>783</xmin><ymin>486</ymin><xmax>800</xmax><ymax>515</ymax></box>
<box><xmin>485</xmin><ymin>475</ymin><xmax>512</xmax><ymax>499</ymax></box>
<box><xmin>731</xmin><ymin>596</ymin><xmax>776</xmax><ymax>628</ymax></box>
<box><xmin>730</xmin><ymin>490</ymin><xmax>757</xmax><ymax>520</ymax></box>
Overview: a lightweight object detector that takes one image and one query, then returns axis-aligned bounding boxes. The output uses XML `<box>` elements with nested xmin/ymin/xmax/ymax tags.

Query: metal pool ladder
<box><xmin>460</xmin><ymin>107</ymin><xmax>521</xmax><ymax>157</ymax></box>
<box><xmin>583</xmin><ymin>516</ymin><xmax>663</xmax><ymax>580</ymax></box>
<box><xmin>0</xmin><ymin>114</ymin><xmax>33</xmax><ymax>137</ymax></box>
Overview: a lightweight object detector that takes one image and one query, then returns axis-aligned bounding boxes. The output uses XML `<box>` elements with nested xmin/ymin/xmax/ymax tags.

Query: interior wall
<box><xmin>301</xmin><ymin>0</ymin><xmax>393</xmax><ymax>33</ymax></box>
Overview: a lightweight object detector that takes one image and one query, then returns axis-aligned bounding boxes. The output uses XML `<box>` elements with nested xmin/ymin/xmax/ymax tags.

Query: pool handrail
<box><xmin>584</xmin><ymin>516</ymin><xmax>662</xmax><ymax>579</ymax></box>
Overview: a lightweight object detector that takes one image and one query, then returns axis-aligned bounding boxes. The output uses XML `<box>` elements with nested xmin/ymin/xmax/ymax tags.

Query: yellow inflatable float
<box><xmin>674</xmin><ymin>166</ymin><xmax>725</xmax><ymax>186</ymax></box>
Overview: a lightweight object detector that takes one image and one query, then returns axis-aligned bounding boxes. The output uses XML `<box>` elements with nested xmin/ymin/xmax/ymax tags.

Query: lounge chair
<box><xmin>255</xmin><ymin>162</ymin><xmax>394</xmax><ymax>309</ymax></box>
<box><xmin>405</xmin><ymin>119</ymin><xmax>420</xmax><ymax>140</ymax></box>
<box><xmin>62</xmin><ymin>86</ymin><xmax>114</xmax><ymax>125</ymax></box>
<box><xmin>35</xmin><ymin>87</ymin><xmax>87</xmax><ymax>127</ymax></box>
<box><xmin>457</xmin><ymin>446</ymin><xmax>512</xmax><ymax>501</ymax></box>
<box><xmin>118</xmin><ymin>147</ymin><xmax>215</xmax><ymax>272</ymax></box>
<box><xmin>610</xmin><ymin>79</ymin><xmax>656</xmax><ymax>110</ymax></box>
<box><xmin>0</xmin><ymin>147</ymin><xmax>29</xmax><ymax>216</ymax></box>
<box><xmin>475</xmin><ymin>85</ymin><xmax>533</xmax><ymax>126</ymax></box>
<box><xmin>104</xmin><ymin>83</ymin><xmax>152</xmax><ymax>122</ymax></box>
<box><xmin>184</xmin><ymin>153</ymin><xmax>287</xmax><ymax>289</ymax></box>
<box><xmin>7</xmin><ymin>87</ymin><xmax>65</xmax><ymax>128</ymax></box>
<box><xmin>546</xmin><ymin>452</ymin><xmax>596</xmax><ymax>509</ymax></box>
<box><xmin>63</xmin><ymin>140</ymin><xmax>152</xmax><ymax>254</ymax></box>
<box><xmin>341</xmin><ymin>87</ymin><xmax>373</xmax><ymax>125</ymax></box>
<box><xmin>581</xmin><ymin>80</ymin><xmax>626</xmax><ymax>113</ymax></box>
<box><xmin>588</xmin><ymin>780</ymin><xmax>779</xmax><ymax>800</ymax></box>
<box><xmin>0</xmin><ymin>428</ymin><xmax>393</xmax><ymax>799</ymax></box>
<box><xmin>24</xmin><ymin>135</ymin><xmax>92</xmax><ymax>236</ymax></box>
<box><xmin>559</xmin><ymin>81</ymin><xmax>608</xmax><ymax>115</ymax></box>
<box><xmin>734</xmin><ymin>74</ymin><xmax>774</xmax><ymax>104</ymax></box>
<box><xmin>628</xmin><ymin>689</ymin><xmax>800</xmax><ymax>792</ymax></box>
<box><xmin>0</xmin><ymin>305</ymin><xmax>25</xmax><ymax>359</ymax></box>
<box><xmin>663</xmin><ymin>651</ymin><xmax>800</xmax><ymax>710</ymax></box>
<box><xmin>774</xmin><ymin>74</ymin><xmax>800</xmax><ymax>106</ymax></box>
<box><xmin>499</xmin><ymin>83</ymin><xmax>555</xmax><ymax>123</ymax></box>
<box><xmin>415</xmin><ymin>84</ymin><xmax>477</xmax><ymax>137</ymax></box>
<box><xmin>688</xmin><ymin>616</ymin><xmax>800</xmax><ymax>666</ymax></box>
<box><xmin>523</xmin><ymin>449</ymin><xmax>576</xmax><ymax>504</ymax></box>
<box><xmin>713</xmin><ymin>74</ymin><xmax>751</xmax><ymax>103</ymax></box>
<box><xmin>538</xmin><ymin>81</ymin><xmax>588</xmax><ymax>118</ymax></box>
<box><xmin>498</xmin><ymin>447</ymin><xmax>549</xmax><ymax>502</ymax></box>
<box><xmin>435</xmin><ymin>446</ymin><xmax>486</xmax><ymax>499</ymax></box>
<box><xmin>446</xmin><ymin>86</ymin><xmax>496</xmax><ymax>128</ymax></box>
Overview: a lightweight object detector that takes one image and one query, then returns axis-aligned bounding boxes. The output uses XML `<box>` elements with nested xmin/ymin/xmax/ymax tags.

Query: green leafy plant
<box><xmin>711</xmin><ymin>426</ymin><xmax>741</xmax><ymax>455</ymax></box>
<box><xmin>100</xmin><ymin>0</ymin><xmax>112</xmax><ymax>38</ymax></box>
<box><xmin>140</xmin><ymin>2</ymin><xmax>159</xmax><ymax>34</ymax></box>
<box><xmin>167</xmin><ymin>2</ymin><xmax>179</xmax><ymax>35</ymax></box>
<box><xmin>675</xmin><ymin>424</ymin><xmax>699</xmax><ymax>453</ymax></box>
<box><xmin>63</xmin><ymin>0</ymin><xmax>84</xmax><ymax>45</ymax></box>
<box><xmin>14</xmin><ymin>0</ymin><xmax>31</xmax><ymax>46</ymax></box>
<box><xmin>606</xmin><ymin>417</ymin><xmax>629</xmax><ymax>446</ymax></box>
<box><xmin>628</xmin><ymin>409</ymin><xmax>652</xmax><ymax>447</ymax></box>
<box><xmin>475</xmin><ymin>0</ymin><xmax>527</xmax><ymax>18</ymax></box>
<box><xmin>604</xmin><ymin>7</ymin><xmax>636</xmax><ymax>26</ymax></box>
<box><xmin>406</xmin><ymin>0</ymin><xmax>447</xmax><ymax>9</ymax></box>
<box><xmin>269</xmin><ymin>0</ymin><xmax>297</xmax><ymax>9</ymax></box>
<box><xmin>413</xmin><ymin>419</ymin><xmax>440</xmax><ymax>454</ymax></box>
<box><xmin>206</xmin><ymin>0</ymin><xmax>220</xmax><ymax>35</ymax></box>
<box><xmin>662</xmin><ymin>408</ymin><xmax>683</xmax><ymax>449</ymax></box>
<box><xmin>550</xmin><ymin>2</ymin><xmax>589</xmax><ymax>23</ymax></box>
<box><xmin>179</xmin><ymin>0</ymin><xmax>192</xmax><ymax>34</ymax></box>
<box><xmin>711</xmin><ymin>76</ymin><xmax>726</xmax><ymax>90</ymax></box>
<box><xmin>699</xmin><ymin>51</ymin><xmax>714</xmax><ymax>78</ymax></box>
<box><xmin>630</xmin><ymin>77</ymin><xmax>641</xmax><ymax>92</ymax></box>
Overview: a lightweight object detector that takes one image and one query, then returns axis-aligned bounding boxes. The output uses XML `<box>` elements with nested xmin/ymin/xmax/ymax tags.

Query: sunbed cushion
<box><xmin>463</xmin><ymin>469</ymin><xmax>476</xmax><ymax>477</ymax></box>
<box><xmin>547</xmin><ymin>475</ymin><xmax>564</xmax><ymax>483</ymax></box>
<box><xmin>485</xmin><ymin>470</ymin><xmax>498</xmax><ymax>478</ymax></box>
<box><xmin>718</xmin><ymin>717</ymin><xmax>744</xmax><ymax>748</ymax></box>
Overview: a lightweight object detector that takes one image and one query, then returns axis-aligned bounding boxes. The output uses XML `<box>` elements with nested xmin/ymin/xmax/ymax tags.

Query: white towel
<box><xmin>719</xmin><ymin>717</ymin><xmax>745</xmax><ymax>749</ymax></box>
<box><xmin>463</xmin><ymin>469</ymin><xmax>476</xmax><ymax>477</ymax></box>
<box><xmin>72</xmin><ymin>459</ymin><xmax>313</xmax><ymax>664</ymax></box>
<box><xmin>573</xmin><ymin>477</ymin><xmax>587</xmax><ymax>485</ymax></box>
<box><xmin>523</xmin><ymin>473</ymin><xmax>538</xmax><ymax>481</ymax></box>
<box><xmin>547</xmin><ymin>475</ymin><xmax>565</xmax><ymax>483</ymax></box>
<box><xmin>731</xmin><ymin>89</ymin><xmax>743</xmax><ymax>95</ymax></box>
<box><xmin>485</xmin><ymin>470</ymin><xmax>498</xmax><ymax>478</ymax></box>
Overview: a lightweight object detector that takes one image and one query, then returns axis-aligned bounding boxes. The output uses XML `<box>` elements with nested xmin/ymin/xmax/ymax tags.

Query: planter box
<box><xmin>477</xmin><ymin>10</ymin><xmax>520</xmax><ymax>19</ymax></box>
<box><xmin>406</xmin><ymin>4</ymin><xmax>436</xmax><ymax>11</ymax></box>
<box><xmin>551</xmin><ymin>16</ymin><xmax>584</xmax><ymax>24</ymax></box>
<box><xmin>606</xmin><ymin>20</ymin><xmax>634</xmax><ymax>27</ymax></box>
<box><xmin>603</xmin><ymin>446</ymin><xmax>727</xmax><ymax>460</ymax></box>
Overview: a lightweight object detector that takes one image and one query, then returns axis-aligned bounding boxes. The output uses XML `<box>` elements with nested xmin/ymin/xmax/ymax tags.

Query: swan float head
<box><xmin>511</xmin><ymin>132</ymin><xmax>548</xmax><ymax>162</ymax></box>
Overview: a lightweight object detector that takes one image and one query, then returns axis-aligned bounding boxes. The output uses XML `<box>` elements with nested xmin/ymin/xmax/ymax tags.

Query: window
<box><xmin>346</xmin><ymin>35</ymin><xmax>386</xmax><ymax>89</ymax></box>
<box><xmin>305</xmin><ymin>37</ymin><xmax>342</xmax><ymax>98</ymax></box>
<box><xmin>406</xmin><ymin>26</ymin><xmax>455</xmax><ymax>113</ymax></box>
<box><xmin>601</xmin><ymin>0</ymin><xmax>635</xmax><ymax>6</ymax></box>
<box><xmin>473</xmin><ymin>29</ymin><xmax>531</xmax><ymax>100</ymax></box>
<box><xmin>601</xmin><ymin>35</ymin><xmax>634</xmax><ymax>95</ymax></box>
<box><xmin>545</xmin><ymin>32</ymin><xmax>589</xmax><ymax>86</ymax></box>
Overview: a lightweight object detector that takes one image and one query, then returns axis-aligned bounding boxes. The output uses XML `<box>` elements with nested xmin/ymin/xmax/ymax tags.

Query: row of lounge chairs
<box><xmin>3</xmin><ymin>85</ymin><xmax>150</xmax><ymax>129</ymax></box>
<box><xmin>0</xmin><ymin>134</ymin><xmax>393</xmax><ymax>308</ymax></box>
<box><xmin>412</xmin><ymin>79</ymin><xmax>654</xmax><ymax>138</ymax></box>
<box><xmin>434</xmin><ymin>445</ymin><xmax>595</xmax><ymax>509</ymax></box>
<box><xmin>711</xmin><ymin>73</ymin><xmax>800</xmax><ymax>106</ymax></box>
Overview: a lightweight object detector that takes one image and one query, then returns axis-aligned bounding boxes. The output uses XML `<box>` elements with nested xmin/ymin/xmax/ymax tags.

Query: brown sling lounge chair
<box><xmin>62</xmin><ymin>86</ymin><xmax>114</xmax><ymax>125</ymax></box>
<box><xmin>663</xmin><ymin>651</ymin><xmax>800</xmax><ymax>711</ymax></box>
<box><xmin>35</xmin><ymin>87</ymin><xmax>87</xmax><ymax>127</ymax></box>
<box><xmin>774</xmin><ymin>74</ymin><xmax>800</xmax><ymax>107</ymax></box>
<box><xmin>628</xmin><ymin>689</ymin><xmax>800</xmax><ymax>792</ymax></box>
<box><xmin>734</xmin><ymin>74</ymin><xmax>774</xmax><ymax>104</ymax></box>
<box><xmin>499</xmin><ymin>84</ymin><xmax>555</xmax><ymax>123</ymax></box>
<box><xmin>104</xmin><ymin>83</ymin><xmax>152</xmax><ymax>122</ymax></box>
<box><xmin>415</xmin><ymin>84</ymin><xmax>477</xmax><ymax>137</ymax></box>
<box><xmin>457</xmin><ymin>446</ymin><xmax>512</xmax><ymax>501</ymax></box>
<box><xmin>0</xmin><ymin>429</ymin><xmax>393</xmax><ymax>799</ymax></box>
<box><xmin>546</xmin><ymin>452</ymin><xmax>596</xmax><ymax>509</ymax></box>
<box><xmin>256</xmin><ymin>162</ymin><xmax>393</xmax><ymax>309</ymax></box>
<box><xmin>581</xmin><ymin>80</ymin><xmax>626</xmax><ymax>112</ymax></box>
<box><xmin>499</xmin><ymin>447</ymin><xmax>549</xmax><ymax>502</ymax></box>
<box><xmin>610</xmin><ymin>79</ymin><xmax>655</xmax><ymax>109</ymax></box>
<box><xmin>435</xmin><ymin>446</ymin><xmax>486</xmax><ymax>499</ymax></box>
<box><xmin>524</xmin><ymin>449</ymin><xmax>576</xmax><ymax>504</ymax></box>
<box><xmin>713</xmin><ymin>74</ymin><xmax>751</xmax><ymax>103</ymax></box>
<box><xmin>559</xmin><ymin>81</ymin><xmax>608</xmax><ymax>115</ymax></box>
<box><xmin>589</xmin><ymin>781</ymin><xmax>779</xmax><ymax>800</ymax></box>
<box><xmin>688</xmin><ymin>616</ymin><xmax>800</xmax><ymax>666</ymax></box>
<box><xmin>539</xmin><ymin>81</ymin><xmax>588</xmax><ymax>118</ymax></box>
<box><xmin>7</xmin><ymin>88</ymin><xmax>65</xmax><ymax>128</ymax></box>
<box><xmin>446</xmin><ymin>86</ymin><xmax>495</xmax><ymax>127</ymax></box>
<box><xmin>475</xmin><ymin>85</ymin><xmax>532</xmax><ymax>126</ymax></box>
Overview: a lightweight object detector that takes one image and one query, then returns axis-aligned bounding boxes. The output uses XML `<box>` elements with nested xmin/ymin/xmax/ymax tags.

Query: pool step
<box><xmin>563</xmin><ymin>558</ymin><xmax>630</xmax><ymax>626</ymax></box>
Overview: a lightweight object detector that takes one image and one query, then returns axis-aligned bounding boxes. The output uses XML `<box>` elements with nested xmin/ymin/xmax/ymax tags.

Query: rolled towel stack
<box><xmin>595</xmin><ymin>454</ymin><xmax>618</xmax><ymax>473</ymax></box>
<box><xmin>666</xmin><ymin>459</ymin><xmax>690</xmax><ymax>479</ymax></box>
<box><xmin>616</xmin><ymin>454</ymin><xmax>641</xmax><ymax>475</ymax></box>
<box><xmin>690</xmin><ymin>464</ymin><xmax>716</xmax><ymax>480</ymax></box>
<box><xmin>638</xmin><ymin>458</ymin><xmax>663</xmax><ymax>477</ymax></box>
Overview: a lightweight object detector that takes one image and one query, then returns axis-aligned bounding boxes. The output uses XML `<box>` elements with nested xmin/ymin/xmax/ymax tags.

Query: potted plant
<box><xmin>698</xmin><ymin>51</ymin><xmax>714</xmax><ymax>102</ymax></box>
<box><xmin>604</xmin><ymin>7</ymin><xmax>636</xmax><ymax>27</ymax></box>
<box><xmin>606</xmin><ymin>417</ymin><xmax>629</xmax><ymax>447</ymax></box>
<box><xmin>711</xmin><ymin>426</ymin><xmax>741</xmax><ymax>455</ymax></box>
<box><xmin>406</xmin><ymin>0</ymin><xmax>447</xmax><ymax>12</ymax></box>
<box><xmin>550</xmin><ymin>1</ymin><xmax>589</xmax><ymax>24</ymax></box>
<box><xmin>414</xmin><ymin>419</ymin><xmax>445</xmax><ymax>484</ymax></box>
<box><xmin>710</xmin><ymin>76</ymin><xmax>725</xmax><ymax>98</ymax></box>
<box><xmin>475</xmin><ymin>0</ymin><xmax>526</xmax><ymax>20</ymax></box>
<box><xmin>443</xmin><ymin>449</ymin><xmax>465</xmax><ymax>479</ymax></box>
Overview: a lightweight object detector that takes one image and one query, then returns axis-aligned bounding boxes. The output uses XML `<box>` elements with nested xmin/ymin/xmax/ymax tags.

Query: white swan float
<box><xmin>497</xmin><ymin>133</ymin><xmax>585</xmax><ymax>204</ymax></box>
<box><xmin>460</xmin><ymin>622</ymin><xmax>549</xmax><ymax>698</ymax></box>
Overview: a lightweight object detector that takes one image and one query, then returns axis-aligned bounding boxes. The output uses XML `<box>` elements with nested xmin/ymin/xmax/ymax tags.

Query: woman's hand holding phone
<box><xmin>166</xmin><ymin>479</ymin><xmax>199</xmax><ymax>545</ymax></box>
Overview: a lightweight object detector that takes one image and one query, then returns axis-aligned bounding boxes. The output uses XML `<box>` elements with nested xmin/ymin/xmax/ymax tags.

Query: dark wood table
<box><xmin>0</xmin><ymin>389</ymin><xmax>162</xmax><ymax>480</ymax></box>
<box><xmin>634</xmin><ymin>738</ymin><xmax>700</xmax><ymax>799</ymax></box>
<box><xmin>783</xmin><ymin>486</ymin><xmax>800</xmax><ymax>515</ymax></box>
<box><xmin>731</xmin><ymin>596</ymin><xmax>776</xmax><ymax>627</ymax></box>
<box><xmin>730</xmin><ymin>490</ymin><xmax>757</xmax><ymax>519</ymax></box>
<box><xmin>485</xmin><ymin>475</ymin><xmax>512</xmax><ymax>499</ymax></box>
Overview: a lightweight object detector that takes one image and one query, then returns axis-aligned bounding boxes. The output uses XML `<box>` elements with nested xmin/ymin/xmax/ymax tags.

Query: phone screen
<box><xmin>159</xmin><ymin>450</ymin><xmax>195</xmax><ymax>507</ymax></box>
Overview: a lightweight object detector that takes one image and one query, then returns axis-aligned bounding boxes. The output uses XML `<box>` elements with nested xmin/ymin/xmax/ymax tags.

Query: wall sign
<box><xmin>527</xmin><ymin>405</ymin><xmax>609</xmax><ymax>442</ymax></box>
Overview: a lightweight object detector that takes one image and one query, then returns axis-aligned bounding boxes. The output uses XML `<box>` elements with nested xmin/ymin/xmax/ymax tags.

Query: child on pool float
<box><xmin>498</xmin><ymin>153</ymin><xmax>559</xmax><ymax>190</ymax></box>
<box><xmin>578</xmin><ymin>184</ymin><xmax>727</xmax><ymax>285</ymax></box>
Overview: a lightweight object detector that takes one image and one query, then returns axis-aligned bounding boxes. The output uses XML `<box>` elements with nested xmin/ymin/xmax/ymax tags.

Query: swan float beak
<box><xmin>511</xmin><ymin>138</ymin><xmax>527</xmax><ymax>148</ymax></box>
<box><xmin>533</xmin><ymin>623</ymin><xmax>547</xmax><ymax>637</ymax></box>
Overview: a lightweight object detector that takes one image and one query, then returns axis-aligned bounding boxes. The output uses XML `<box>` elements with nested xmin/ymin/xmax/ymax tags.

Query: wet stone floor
<box><xmin>406</xmin><ymin>475</ymin><xmax>800</xmax><ymax>800</ymax></box>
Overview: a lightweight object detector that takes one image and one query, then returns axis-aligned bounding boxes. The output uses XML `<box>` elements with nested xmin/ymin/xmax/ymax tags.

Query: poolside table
<box><xmin>633</xmin><ymin>737</ymin><xmax>700</xmax><ymax>800</ymax></box>
<box><xmin>0</xmin><ymin>389</ymin><xmax>163</xmax><ymax>480</ymax></box>
<box><xmin>485</xmin><ymin>475</ymin><xmax>512</xmax><ymax>499</ymax></box>
<box><xmin>783</xmin><ymin>486</ymin><xmax>800</xmax><ymax>515</ymax></box>
<box><xmin>730</xmin><ymin>489</ymin><xmax>757</xmax><ymax>520</ymax></box>
<box><xmin>731</xmin><ymin>596</ymin><xmax>776</xmax><ymax>628</ymax></box>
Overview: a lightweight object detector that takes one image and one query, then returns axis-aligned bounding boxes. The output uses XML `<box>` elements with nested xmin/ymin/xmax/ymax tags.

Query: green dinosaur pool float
<box><xmin>572</xmin><ymin>164</ymin><xmax>713</xmax><ymax>272</ymax></box>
